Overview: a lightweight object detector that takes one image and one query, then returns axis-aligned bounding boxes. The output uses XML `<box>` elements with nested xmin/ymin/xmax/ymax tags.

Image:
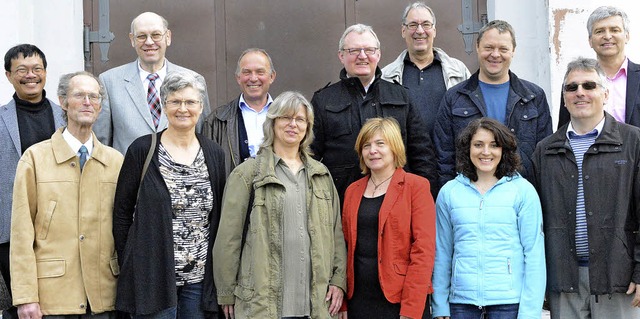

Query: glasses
<box><xmin>278</xmin><ymin>115</ymin><xmax>307</xmax><ymax>125</ymax></box>
<box><xmin>403</xmin><ymin>22</ymin><xmax>434</xmax><ymax>31</ymax></box>
<box><xmin>134</xmin><ymin>31</ymin><xmax>168</xmax><ymax>43</ymax></box>
<box><xmin>13</xmin><ymin>66</ymin><xmax>45</xmax><ymax>77</ymax></box>
<box><xmin>70</xmin><ymin>92</ymin><xmax>102</xmax><ymax>103</ymax></box>
<box><xmin>341</xmin><ymin>47</ymin><xmax>378</xmax><ymax>56</ymax></box>
<box><xmin>165</xmin><ymin>99</ymin><xmax>201</xmax><ymax>108</ymax></box>
<box><xmin>563</xmin><ymin>81</ymin><xmax>600</xmax><ymax>92</ymax></box>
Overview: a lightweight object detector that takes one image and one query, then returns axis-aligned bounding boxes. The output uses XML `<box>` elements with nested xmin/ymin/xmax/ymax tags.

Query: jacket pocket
<box><xmin>326</xmin><ymin>103</ymin><xmax>352</xmax><ymax>138</ymax></box>
<box><xmin>36</xmin><ymin>259</ymin><xmax>65</xmax><ymax>278</ymax></box>
<box><xmin>393</xmin><ymin>261</ymin><xmax>408</xmax><ymax>276</ymax></box>
<box><xmin>37</xmin><ymin>201</ymin><xmax>57</xmax><ymax>240</ymax></box>
<box><xmin>110</xmin><ymin>257</ymin><xmax>120</xmax><ymax>276</ymax></box>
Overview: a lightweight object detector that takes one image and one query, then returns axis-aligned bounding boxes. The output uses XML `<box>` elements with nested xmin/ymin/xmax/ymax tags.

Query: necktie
<box><xmin>147</xmin><ymin>73</ymin><xmax>161</xmax><ymax>128</ymax></box>
<box><xmin>79</xmin><ymin>145</ymin><xmax>88</xmax><ymax>171</ymax></box>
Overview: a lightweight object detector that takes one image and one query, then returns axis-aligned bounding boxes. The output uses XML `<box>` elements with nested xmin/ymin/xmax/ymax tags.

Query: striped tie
<box><xmin>147</xmin><ymin>73</ymin><xmax>161</xmax><ymax>128</ymax></box>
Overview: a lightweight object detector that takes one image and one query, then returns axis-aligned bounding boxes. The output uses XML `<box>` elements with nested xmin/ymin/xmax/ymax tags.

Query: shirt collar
<box><xmin>608</xmin><ymin>57</ymin><xmax>629</xmax><ymax>81</ymax></box>
<box><xmin>566</xmin><ymin>116</ymin><xmax>605</xmax><ymax>139</ymax></box>
<box><xmin>238</xmin><ymin>94</ymin><xmax>273</xmax><ymax>113</ymax></box>
<box><xmin>62</xmin><ymin>128</ymin><xmax>94</xmax><ymax>157</ymax></box>
<box><xmin>138</xmin><ymin>59</ymin><xmax>168</xmax><ymax>83</ymax></box>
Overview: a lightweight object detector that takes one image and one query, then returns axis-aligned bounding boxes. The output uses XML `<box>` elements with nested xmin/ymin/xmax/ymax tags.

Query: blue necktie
<box><xmin>79</xmin><ymin>145</ymin><xmax>88</xmax><ymax>171</ymax></box>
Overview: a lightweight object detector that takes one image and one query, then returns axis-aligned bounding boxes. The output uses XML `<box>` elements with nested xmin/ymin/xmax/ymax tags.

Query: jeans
<box><xmin>132</xmin><ymin>282</ymin><xmax>205</xmax><ymax>319</ymax></box>
<box><xmin>449</xmin><ymin>303</ymin><xmax>519</xmax><ymax>319</ymax></box>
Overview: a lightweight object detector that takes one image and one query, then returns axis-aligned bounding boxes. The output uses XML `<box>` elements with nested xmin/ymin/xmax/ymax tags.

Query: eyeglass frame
<box><xmin>68</xmin><ymin>92</ymin><xmax>103</xmax><ymax>103</ymax></box>
<box><xmin>403</xmin><ymin>22</ymin><xmax>434</xmax><ymax>31</ymax></box>
<box><xmin>341</xmin><ymin>47</ymin><xmax>379</xmax><ymax>57</ymax></box>
<box><xmin>134</xmin><ymin>30</ymin><xmax>169</xmax><ymax>43</ymax></box>
<box><xmin>164</xmin><ymin>99</ymin><xmax>202</xmax><ymax>108</ymax></box>
<box><xmin>12</xmin><ymin>66</ymin><xmax>46</xmax><ymax>77</ymax></box>
<box><xmin>563</xmin><ymin>81</ymin><xmax>602</xmax><ymax>93</ymax></box>
<box><xmin>278</xmin><ymin>115</ymin><xmax>308</xmax><ymax>126</ymax></box>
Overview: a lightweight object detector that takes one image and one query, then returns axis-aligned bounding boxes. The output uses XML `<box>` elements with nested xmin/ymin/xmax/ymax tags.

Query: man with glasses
<box><xmin>533</xmin><ymin>57</ymin><xmax>640</xmax><ymax>319</ymax></box>
<box><xmin>433</xmin><ymin>20</ymin><xmax>552</xmax><ymax>188</ymax></box>
<box><xmin>557</xmin><ymin>6</ymin><xmax>640</xmax><ymax>130</ymax></box>
<box><xmin>203</xmin><ymin>48</ymin><xmax>276</xmax><ymax>176</ymax></box>
<box><xmin>310</xmin><ymin>24</ymin><xmax>437</xmax><ymax>202</ymax></box>
<box><xmin>382</xmin><ymin>2</ymin><xmax>470</xmax><ymax>136</ymax></box>
<box><xmin>10</xmin><ymin>71</ymin><xmax>123</xmax><ymax>319</ymax></box>
<box><xmin>95</xmin><ymin>11</ymin><xmax>211</xmax><ymax>154</ymax></box>
<box><xmin>0</xmin><ymin>44</ymin><xmax>65</xmax><ymax>319</ymax></box>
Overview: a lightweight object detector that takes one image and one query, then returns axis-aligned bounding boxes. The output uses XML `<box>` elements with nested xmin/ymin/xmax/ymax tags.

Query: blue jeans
<box><xmin>449</xmin><ymin>303</ymin><xmax>519</xmax><ymax>319</ymax></box>
<box><xmin>133</xmin><ymin>282</ymin><xmax>205</xmax><ymax>319</ymax></box>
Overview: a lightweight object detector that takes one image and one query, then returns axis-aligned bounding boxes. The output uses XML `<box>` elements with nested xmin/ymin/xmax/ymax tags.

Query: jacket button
<box><xmin>79</xmin><ymin>235</ymin><xmax>85</xmax><ymax>241</ymax></box>
<box><xmin>588</xmin><ymin>211</ymin><xmax>593</xmax><ymax>216</ymax></box>
<box><xmin>372</xmin><ymin>103</ymin><xmax>376</xmax><ymax>106</ymax></box>
<box><xmin>584</xmin><ymin>175</ymin><xmax>589</xmax><ymax>180</ymax></box>
<box><xmin>463</xmin><ymin>111</ymin><xmax>468</xmax><ymax>115</ymax></box>
<box><xmin>510</xmin><ymin>128</ymin><xmax>515</xmax><ymax>132</ymax></box>
<box><xmin>80</xmin><ymin>303</ymin><xmax>86</xmax><ymax>309</ymax></box>
<box><xmin>569</xmin><ymin>287</ymin><xmax>574</xmax><ymax>291</ymax></box>
<box><xmin>568</xmin><ymin>211</ymin><xmax>572</xmax><ymax>215</ymax></box>
<box><xmin>523</xmin><ymin>115</ymin><xmax>528</xmax><ymax>119</ymax></box>
<box><xmin>593</xmin><ymin>147</ymin><xmax>597</xmax><ymax>151</ymax></box>
<box><xmin>71</xmin><ymin>162</ymin><xmax>76</xmax><ymax>167</ymax></box>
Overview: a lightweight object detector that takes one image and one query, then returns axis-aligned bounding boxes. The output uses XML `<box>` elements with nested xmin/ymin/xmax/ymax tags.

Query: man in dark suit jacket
<box><xmin>0</xmin><ymin>44</ymin><xmax>65</xmax><ymax>318</ymax></box>
<box><xmin>558</xmin><ymin>6</ymin><xmax>640</xmax><ymax>128</ymax></box>
<box><xmin>95</xmin><ymin>12</ymin><xmax>211</xmax><ymax>154</ymax></box>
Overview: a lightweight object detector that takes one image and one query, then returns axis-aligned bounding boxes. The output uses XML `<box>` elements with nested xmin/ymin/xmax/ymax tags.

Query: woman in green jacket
<box><xmin>213</xmin><ymin>91</ymin><xmax>347</xmax><ymax>319</ymax></box>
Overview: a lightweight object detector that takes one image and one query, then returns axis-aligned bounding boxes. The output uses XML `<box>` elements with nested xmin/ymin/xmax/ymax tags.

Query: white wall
<box><xmin>0</xmin><ymin>0</ymin><xmax>84</xmax><ymax>105</ymax></box>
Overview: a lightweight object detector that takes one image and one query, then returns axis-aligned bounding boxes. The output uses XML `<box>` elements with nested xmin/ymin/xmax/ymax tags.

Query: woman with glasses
<box><xmin>213</xmin><ymin>91</ymin><xmax>346</xmax><ymax>319</ymax></box>
<box><xmin>339</xmin><ymin>117</ymin><xmax>435</xmax><ymax>319</ymax></box>
<box><xmin>113</xmin><ymin>71</ymin><xmax>226</xmax><ymax>319</ymax></box>
<box><xmin>432</xmin><ymin>118</ymin><xmax>546</xmax><ymax>319</ymax></box>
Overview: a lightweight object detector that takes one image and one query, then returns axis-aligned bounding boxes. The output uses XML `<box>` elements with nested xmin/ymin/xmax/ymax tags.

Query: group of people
<box><xmin>0</xmin><ymin>2</ymin><xmax>639</xmax><ymax>319</ymax></box>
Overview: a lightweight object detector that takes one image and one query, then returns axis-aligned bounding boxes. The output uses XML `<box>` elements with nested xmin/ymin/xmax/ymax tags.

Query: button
<box><xmin>79</xmin><ymin>235</ymin><xmax>85</xmax><ymax>241</ymax></box>
<box><xmin>523</xmin><ymin>115</ymin><xmax>528</xmax><ymax>119</ymax></box>
<box><xmin>510</xmin><ymin>128</ymin><xmax>515</xmax><ymax>132</ymax></box>
<box><xmin>593</xmin><ymin>147</ymin><xmax>597</xmax><ymax>151</ymax></box>
<box><xmin>71</xmin><ymin>162</ymin><xmax>76</xmax><ymax>167</ymax></box>
<box><xmin>588</xmin><ymin>211</ymin><xmax>593</xmax><ymax>216</ymax></box>
<box><xmin>569</xmin><ymin>287</ymin><xmax>574</xmax><ymax>291</ymax></box>
<box><xmin>80</xmin><ymin>304</ymin><xmax>86</xmax><ymax>309</ymax></box>
<box><xmin>568</xmin><ymin>211</ymin><xmax>572</xmax><ymax>215</ymax></box>
<box><xmin>584</xmin><ymin>175</ymin><xmax>589</xmax><ymax>180</ymax></box>
<box><xmin>463</xmin><ymin>111</ymin><xmax>468</xmax><ymax>115</ymax></box>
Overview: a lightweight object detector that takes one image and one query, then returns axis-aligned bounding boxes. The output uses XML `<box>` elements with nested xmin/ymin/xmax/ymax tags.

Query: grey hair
<box><xmin>477</xmin><ymin>20</ymin><xmax>516</xmax><ymax>49</ymax></box>
<box><xmin>338</xmin><ymin>24</ymin><xmax>381</xmax><ymax>52</ymax></box>
<box><xmin>234</xmin><ymin>48</ymin><xmax>276</xmax><ymax>76</ymax></box>
<box><xmin>57</xmin><ymin>71</ymin><xmax>105</xmax><ymax>122</ymax></box>
<box><xmin>562</xmin><ymin>57</ymin><xmax>608</xmax><ymax>90</ymax></box>
<box><xmin>130</xmin><ymin>12</ymin><xmax>169</xmax><ymax>35</ymax></box>
<box><xmin>587</xmin><ymin>6</ymin><xmax>630</xmax><ymax>38</ymax></box>
<box><xmin>260</xmin><ymin>91</ymin><xmax>315</xmax><ymax>157</ymax></box>
<box><xmin>159</xmin><ymin>71</ymin><xmax>207</xmax><ymax>105</ymax></box>
<box><xmin>402</xmin><ymin>2</ymin><xmax>436</xmax><ymax>26</ymax></box>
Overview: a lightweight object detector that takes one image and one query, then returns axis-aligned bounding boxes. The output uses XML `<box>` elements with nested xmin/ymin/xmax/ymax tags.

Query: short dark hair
<box><xmin>477</xmin><ymin>20</ymin><xmax>516</xmax><ymax>49</ymax></box>
<box><xmin>455</xmin><ymin>117</ymin><xmax>521</xmax><ymax>182</ymax></box>
<box><xmin>4</xmin><ymin>44</ymin><xmax>47</xmax><ymax>72</ymax></box>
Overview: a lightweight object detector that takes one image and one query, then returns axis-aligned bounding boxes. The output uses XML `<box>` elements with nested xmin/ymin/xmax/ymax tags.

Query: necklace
<box><xmin>370</xmin><ymin>174</ymin><xmax>393</xmax><ymax>196</ymax></box>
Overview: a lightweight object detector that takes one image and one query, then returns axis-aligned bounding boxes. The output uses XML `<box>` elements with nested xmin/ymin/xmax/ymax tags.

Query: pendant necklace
<box><xmin>370</xmin><ymin>174</ymin><xmax>393</xmax><ymax>196</ymax></box>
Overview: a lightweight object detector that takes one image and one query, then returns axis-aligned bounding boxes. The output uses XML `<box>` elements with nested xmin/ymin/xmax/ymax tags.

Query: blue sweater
<box><xmin>432</xmin><ymin>173</ymin><xmax>546</xmax><ymax>319</ymax></box>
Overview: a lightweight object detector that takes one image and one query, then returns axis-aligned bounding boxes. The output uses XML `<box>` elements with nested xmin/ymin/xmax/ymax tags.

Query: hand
<box><xmin>325</xmin><ymin>285</ymin><xmax>344</xmax><ymax>316</ymax></box>
<box><xmin>627</xmin><ymin>282</ymin><xmax>640</xmax><ymax>307</ymax></box>
<box><xmin>222</xmin><ymin>304</ymin><xmax>235</xmax><ymax>319</ymax></box>
<box><xmin>338</xmin><ymin>311</ymin><xmax>348</xmax><ymax>319</ymax></box>
<box><xmin>17</xmin><ymin>303</ymin><xmax>42</xmax><ymax>319</ymax></box>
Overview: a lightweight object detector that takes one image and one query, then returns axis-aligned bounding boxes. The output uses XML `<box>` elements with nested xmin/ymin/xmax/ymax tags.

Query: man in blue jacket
<box><xmin>433</xmin><ymin>20</ymin><xmax>552</xmax><ymax>188</ymax></box>
<box><xmin>533</xmin><ymin>57</ymin><xmax>640</xmax><ymax>319</ymax></box>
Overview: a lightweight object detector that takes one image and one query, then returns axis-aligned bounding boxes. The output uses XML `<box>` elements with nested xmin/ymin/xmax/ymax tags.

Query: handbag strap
<box><xmin>136</xmin><ymin>132</ymin><xmax>157</xmax><ymax>202</ymax></box>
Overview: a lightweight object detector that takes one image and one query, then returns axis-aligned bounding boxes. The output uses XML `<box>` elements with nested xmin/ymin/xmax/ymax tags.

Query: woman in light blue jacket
<box><xmin>432</xmin><ymin>118</ymin><xmax>545</xmax><ymax>319</ymax></box>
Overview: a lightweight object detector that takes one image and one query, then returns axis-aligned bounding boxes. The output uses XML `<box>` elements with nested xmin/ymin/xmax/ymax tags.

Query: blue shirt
<box><xmin>479</xmin><ymin>80</ymin><xmax>510</xmax><ymax>124</ymax></box>
<box><xmin>239</xmin><ymin>94</ymin><xmax>273</xmax><ymax>157</ymax></box>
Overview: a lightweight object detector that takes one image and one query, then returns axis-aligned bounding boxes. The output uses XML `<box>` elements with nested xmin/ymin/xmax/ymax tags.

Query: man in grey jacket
<box><xmin>203</xmin><ymin>48</ymin><xmax>276</xmax><ymax>176</ymax></box>
<box><xmin>0</xmin><ymin>45</ymin><xmax>65</xmax><ymax>319</ymax></box>
<box><xmin>382</xmin><ymin>2</ymin><xmax>470</xmax><ymax>135</ymax></box>
<box><xmin>95</xmin><ymin>12</ymin><xmax>211</xmax><ymax>154</ymax></box>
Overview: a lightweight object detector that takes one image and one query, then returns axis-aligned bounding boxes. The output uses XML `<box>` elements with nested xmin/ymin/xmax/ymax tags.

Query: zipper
<box><xmin>508</xmin><ymin>258</ymin><xmax>512</xmax><ymax>274</ymax></box>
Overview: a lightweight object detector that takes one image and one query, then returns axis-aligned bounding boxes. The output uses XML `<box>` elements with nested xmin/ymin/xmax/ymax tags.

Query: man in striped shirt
<box><xmin>533</xmin><ymin>57</ymin><xmax>640</xmax><ymax>319</ymax></box>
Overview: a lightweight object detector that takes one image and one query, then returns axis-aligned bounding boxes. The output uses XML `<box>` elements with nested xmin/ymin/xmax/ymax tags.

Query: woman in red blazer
<box><xmin>338</xmin><ymin>117</ymin><xmax>436</xmax><ymax>319</ymax></box>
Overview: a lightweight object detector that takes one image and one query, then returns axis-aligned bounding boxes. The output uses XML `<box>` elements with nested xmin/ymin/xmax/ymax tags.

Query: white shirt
<box><xmin>138</xmin><ymin>59</ymin><xmax>168</xmax><ymax>94</ymax></box>
<box><xmin>62</xmin><ymin>128</ymin><xmax>94</xmax><ymax>159</ymax></box>
<box><xmin>239</xmin><ymin>94</ymin><xmax>273</xmax><ymax>157</ymax></box>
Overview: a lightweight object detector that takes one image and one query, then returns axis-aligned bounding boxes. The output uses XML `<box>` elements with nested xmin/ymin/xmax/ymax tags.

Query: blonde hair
<box><xmin>354</xmin><ymin>117</ymin><xmax>407</xmax><ymax>175</ymax></box>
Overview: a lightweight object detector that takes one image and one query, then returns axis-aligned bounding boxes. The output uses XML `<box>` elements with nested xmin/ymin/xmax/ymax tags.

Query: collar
<box><xmin>608</xmin><ymin>57</ymin><xmax>629</xmax><ymax>81</ymax></box>
<box><xmin>138</xmin><ymin>59</ymin><xmax>168</xmax><ymax>83</ymax></box>
<box><xmin>238</xmin><ymin>94</ymin><xmax>273</xmax><ymax>113</ymax></box>
<box><xmin>62</xmin><ymin>127</ymin><xmax>94</xmax><ymax>157</ymax></box>
<box><xmin>566</xmin><ymin>116</ymin><xmax>605</xmax><ymax>139</ymax></box>
<box><xmin>339</xmin><ymin>67</ymin><xmax>382</xmax><ymax>94</ymax></box>
<box><xmin>402</xmin><ymin>49</ymin><xmax>442</xmax><ymax>66</ymax></box>
<box><xmin>13</xmin><ymin>90</ymin><xmax>48</xmax><ymax>108</ymax></box>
